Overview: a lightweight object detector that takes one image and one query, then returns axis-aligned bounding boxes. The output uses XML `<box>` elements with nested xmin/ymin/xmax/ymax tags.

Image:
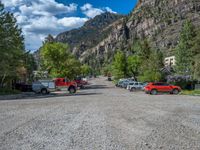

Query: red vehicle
<box><xmin>54</xmin><ymin>78</ymin><xmax>77</xmax><ymax>93</ymax></box>
<box><xmin>144</xmin><ymin>82</ymin><xmax>181</xmax><ymax>95</ymax></box>
<box><xmin>74</xmin><ymin>77</ymin><xmax>88</xmax><ymax>88</ymax></box>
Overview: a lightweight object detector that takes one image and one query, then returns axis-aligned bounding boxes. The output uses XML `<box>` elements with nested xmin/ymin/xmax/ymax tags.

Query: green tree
<box><xmin>139</xmin><ymin>50</ymin><xmax>164</xmax><ymax>82</ymax></box>
<box><xmin>127</xmin><ymin>55</ymin><xmax>141</xmax><ymax>80</ymax></box>
<box><xmin>24</xmin><ymin>52</ymin><xmax>37</xmax><ymax>82</ymax></box>
<box><xmin>0</xmin><ymin>3</ymin><xmax>24</xmax><ymax>88</ymax></box>
<box><xmin>112</xmin><ymin>51</ymin><xmax>127</xmax><ymax>80</ymax></box>
<box><xmin>133</xmin><ymin>39</ymin><xmax>151</xmax><ymax>60</ymax></box>
<box><xmin>193</xmin><ymin>54</ymin><xmax>200</xmax><ymax>81</ymax></box>
<box><xmin>191</xmin><ymin>29</ymin><xmax>200</xmax><ymax>80</ymax></box>
<box><xmin>81</xmin><ymin>64</ymin><xmax>92</xmax><ymax>76</ymax></box>
<box><xmin>102</xmin><ymin>64</ymin><xmax>112</xmax><ymax>76</ymax></box>
<box><xmin>175</xmin><ymin>20</ymin><xmax>196</xmax><ymax>75</ymax></box>
<box><xmin>40</xmin><ymin>42</ymin><xmax>81</xmax><ymax>79</ymax></box>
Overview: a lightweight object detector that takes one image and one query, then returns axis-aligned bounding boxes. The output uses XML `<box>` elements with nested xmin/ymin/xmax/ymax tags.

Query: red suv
<box><xmin>144</xmin><ymin>82</ymin><xmax>181</xmax><ymax>95</ymax></box>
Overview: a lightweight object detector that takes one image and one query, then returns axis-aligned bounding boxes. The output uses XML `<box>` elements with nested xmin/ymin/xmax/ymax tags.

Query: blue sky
<box><xmin>1</xmin><ymin>0</ymin><xmax>137</xmax><ymax>51</ymax></box>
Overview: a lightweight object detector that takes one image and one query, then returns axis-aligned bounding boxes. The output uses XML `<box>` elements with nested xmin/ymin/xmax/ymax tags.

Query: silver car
<box><xmin>127</xmin><ymin>82</ymin><xmax>145</xmax><ymax>91</ymax></box>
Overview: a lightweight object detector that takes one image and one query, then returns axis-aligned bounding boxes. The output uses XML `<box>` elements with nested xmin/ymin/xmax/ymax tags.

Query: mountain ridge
<box><xmin>55</xmin><ymin>12</ymin><xmax>123</xmax><ymax>57</ymax></box>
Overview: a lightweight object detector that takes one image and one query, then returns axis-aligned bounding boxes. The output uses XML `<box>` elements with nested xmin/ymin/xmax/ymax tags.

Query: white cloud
<box><xmin>1</xmin><ymin>0</ymin><xmax>117</xmax><ymax>51</ymax></box>
<box><xmin>81</xmin><ymin>3</ymin><xmax>104</xmax><ymax>18</ymax></box>
<box><xmin>58</xmin><ymin>17</ymin><xmax>88</xmax><ymax>29</ymax></box>
<box><xmin>1</xmin><ymin>0</ymin><xmax>24</xmax><ymax>7</ymax></box>
<box><xmin>81</xmin><ymin>3</ymin><xmax>117</xmax><ymax>18</ymax></box>
<box><xmin>105</xmin><ymin>7</ymin><xmax>117</xmax><ymax>14</ymax></box>
<box><xmin>18</xmin><ymin>1</ymin><xmax>77</xmax><ymax>16</ymax></box>
<box><xmin>21</xmin><ymin>15</ymin><xmax>88</xmax><ymax>50</ymax></box>
<box><xmin>1</xmin><ymin>0</ymin><xmax>88</xmax><ymax>51</ymax></box>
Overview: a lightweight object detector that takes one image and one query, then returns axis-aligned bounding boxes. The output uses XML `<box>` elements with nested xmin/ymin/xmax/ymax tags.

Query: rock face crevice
<box><xmin>78</xmin><ymin>0</ymin><xmax>200</xmax><ymax>69</ymax></box>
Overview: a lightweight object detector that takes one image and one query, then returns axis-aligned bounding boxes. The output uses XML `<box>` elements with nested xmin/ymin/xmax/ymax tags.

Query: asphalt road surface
<box><xmin>0</xmin><ymin>77</ymin><xmax>200</xmax><ymax>150</ymax></box>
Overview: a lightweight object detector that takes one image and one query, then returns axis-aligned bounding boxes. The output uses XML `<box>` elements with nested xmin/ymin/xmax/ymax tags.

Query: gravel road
<box><xmin>0</xmin><ymin>77</ymin><xmax>200</xmax><ymax>150</ymax></box>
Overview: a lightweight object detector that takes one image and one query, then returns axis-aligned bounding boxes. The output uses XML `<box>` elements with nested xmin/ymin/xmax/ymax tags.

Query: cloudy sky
<box><xmin>1</xmin><ymin>0</ymin><xmax>136</xmax><ymax>51</ymax></box>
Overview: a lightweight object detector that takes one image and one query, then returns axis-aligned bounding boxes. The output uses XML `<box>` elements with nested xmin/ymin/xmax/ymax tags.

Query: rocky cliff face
<box><xmin>79</xmin><ymin>0</ymin><xmax>200</xmax><ymax>68</ymax></box>
<box><xmin>55</xmin><ymin>12</ymin><xmax>122</xmax><ymax>57</ymax></box>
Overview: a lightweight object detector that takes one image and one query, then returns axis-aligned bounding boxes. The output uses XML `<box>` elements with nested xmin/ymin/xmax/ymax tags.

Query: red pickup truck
<box><xmin>54</xmin><ymin>78</ymin><xmax>77</xmax><ymax>93</ymax></box>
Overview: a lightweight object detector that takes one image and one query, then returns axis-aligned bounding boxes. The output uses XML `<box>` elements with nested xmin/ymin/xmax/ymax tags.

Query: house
<box><xmin>164</xmin><ymin>56</ymin><xmax>176</xmax><ymax>66</ymax></box>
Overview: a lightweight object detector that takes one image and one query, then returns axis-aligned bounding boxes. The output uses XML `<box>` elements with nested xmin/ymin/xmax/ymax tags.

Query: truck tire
<box><xmin>41</xmin><ymin>88</ymin><xmax>48</xmax><ymax>95</ymax></box>
<box><xmin>69</xmin><ymin>86</ymin><xmax>76</xmax><ymax>94</ymax></box>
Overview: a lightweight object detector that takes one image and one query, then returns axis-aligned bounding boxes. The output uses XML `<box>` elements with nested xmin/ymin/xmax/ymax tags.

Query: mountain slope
<box><xmin>55</xmin><ymin>12</ymin><xmax>123</xmax><ymax>57</ymax></box>
<box><xmin>79</xmin><ymin>0</ymin><xmax>200</xmax><ymax>69</ymax></box>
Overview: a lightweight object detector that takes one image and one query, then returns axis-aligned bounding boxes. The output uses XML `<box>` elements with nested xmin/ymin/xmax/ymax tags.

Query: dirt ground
<box><xmin>0</xmin><ymin>77</ymin><xmax>200</xmax><ymax>150</ymax></box>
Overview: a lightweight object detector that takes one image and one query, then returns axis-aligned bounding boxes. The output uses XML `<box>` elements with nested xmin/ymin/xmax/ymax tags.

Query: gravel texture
<box><xmin>0</xmin><ymin>77</ymin><xmax>200</xmax><ymax>150</ymax></box>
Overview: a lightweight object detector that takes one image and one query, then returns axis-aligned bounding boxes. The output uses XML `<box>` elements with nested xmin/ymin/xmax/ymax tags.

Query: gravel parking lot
<box><xmin>0</xmin><ymin>77</ymin><xmax>200</xmax><ymax>150</ymax></box>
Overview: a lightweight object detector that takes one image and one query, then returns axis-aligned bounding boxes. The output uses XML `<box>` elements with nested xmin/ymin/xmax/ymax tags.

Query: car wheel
<box><xmin>172</xmin><ymin>89</ymin><xmax>179</xmax><ymax>95</ymax></box>
<box><xmin>41</xmin><ymin>88</ymin><xmax>48</xmax><ymax>95</ymax></box>
<box><xmin>150</xmin><ymin>89</ymin><xmax>157</xmax><ymax>95</ymax></box>
<box><xmin>130</xmin><ymin>87</ymin><xmax>136</xmax><ymax>92</ymax></box>
<box><xmin>69</xmin><ymin>86</ymin><xmax>76</xmax><ymax>94</ymax></box>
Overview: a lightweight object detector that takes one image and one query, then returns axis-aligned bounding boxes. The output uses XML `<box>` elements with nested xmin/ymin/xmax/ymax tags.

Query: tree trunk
<box><xmin>0</xmin><ymin>73</ymin><xmax>6</xmax><ymax>88</ymax></box>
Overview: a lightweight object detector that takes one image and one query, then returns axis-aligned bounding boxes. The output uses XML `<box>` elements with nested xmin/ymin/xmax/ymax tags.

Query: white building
<box><xmin>164</xmin><ymin>56</ymin><xmax>176</xmax><ymax>66</ymax></box>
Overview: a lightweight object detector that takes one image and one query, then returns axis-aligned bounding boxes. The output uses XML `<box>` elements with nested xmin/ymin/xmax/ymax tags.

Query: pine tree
<box><xmin>191</xmin><ymin>29</ymin><xmax>200</xmax><ymax>80</ymax></box>
<box><xmin>0</xmin><ymin>2</ymin><xmax>24</xmax><ymax>88</ymax></box>
<box><xmin>175</xmin><ymin>20</ymin><xmax>195</xmax><ymax>75</ymax></box>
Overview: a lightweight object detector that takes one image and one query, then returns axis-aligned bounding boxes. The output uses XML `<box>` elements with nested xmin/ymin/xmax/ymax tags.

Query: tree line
<box><xmin>104</xmin><ymin>20</ymin><xmax>200</xmax><ymax>83</ymax></box>
<box><xmin>0</xmin><ymin>3</ymin><xmax>36</xmax><ymax>90</ymax></box>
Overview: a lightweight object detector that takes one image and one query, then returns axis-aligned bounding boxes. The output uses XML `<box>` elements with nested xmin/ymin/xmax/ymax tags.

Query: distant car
<box><xmin>127</xmin><ymin>82</ymin><xmax>145</xmax><ymax>91</ymax></box>
<box><xmin>116</xmin><ymin>79</ymin><xmax>136</xmax><ymax>88</ymax></box>
<box><xmin>108</xmin><ymin>77</ymin><xmax>112</xmax><ymax>81</ymax></box>
<box><xmin>74</xmin><ymin>77</ymin><xmax>88</xmax><ymax>88</ymax></box>
<box><xmin>121</xmin><ymin>80</ymin><xmax>130</xmax><ymax>88</ymax></box>
<box><xmin>144</xmin><ymin>82</ymin><xmax>181</xmax><ymax>95</ymax></box>
<box><xmin>14</xmin><ymin>83</ymin><xmax>32</xmax><ymax>92</ymax></box>
<box><xmin>116</xmin><ymin>80</ymin><xmax>124</xmax><ymax>87</ymax></box>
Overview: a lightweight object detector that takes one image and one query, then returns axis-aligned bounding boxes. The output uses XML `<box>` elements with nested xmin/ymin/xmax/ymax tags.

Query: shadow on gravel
<box><xmin>0</xmin><ymin>92</ymin><xmax>102</xmax><ymax>101</ymax></box>
<box><xmin>82</xmin><ymin>84</ymin><xmax>112</xmax><ymax>90</ymax></box>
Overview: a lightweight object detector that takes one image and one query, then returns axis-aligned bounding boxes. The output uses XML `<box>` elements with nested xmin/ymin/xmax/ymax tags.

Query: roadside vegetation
<box><xmin>181</xmin><ymin>90</ymin><xmax>200</xmax><ymax>96</ymax></box>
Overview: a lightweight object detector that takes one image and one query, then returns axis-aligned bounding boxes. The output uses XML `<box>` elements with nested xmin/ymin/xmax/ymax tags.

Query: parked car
<box><xmin>74</xmin><ymin>77</ymin><xmax>88</xmax><ymax>88</ymax></box>
<box><xmin>144</xmin><ymin>82</ymin><xmax>181</xmax><ymax>95</ymax></box>
<box><xmin>108</xmin><ymin>77</ymin><xmax>112</xmax><ymax>81</ymax></box>
<box><xmin>116</xmin><ymin>80</ymin><xmax>124</xmax><ymax>87</ymax></box>
<box><xmin>121</xmin><ymin>80</ymin><xmax>130</xmax><ymax>88</ymax></box>
<box><xmin>127</xmin><ymin>82</ymin><xmax>145</xmax><ymax>91</ymax></box>
<box><xmin>14</xmin><ymin>83</ymin><xmax>32</xmax><ymax>92</ymax></box>
<box><xmin>116</xmin><ymin>79</ymin><xmax>136</xmax><ymax>88</ymax></box>
<box><xmin>32</xmin><ymin>78</ymin><xmax>77</xmax><ymax>94</ymax></box>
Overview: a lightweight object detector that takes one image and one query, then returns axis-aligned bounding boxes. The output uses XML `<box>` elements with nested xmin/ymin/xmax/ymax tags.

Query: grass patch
<box><xmin>181</xmin><ymin>90</ymin><xmax>200</xmax><ymax>96</ymax></box>
<box><xmin>0</xmin><ymin>88</ymin><xmax>21</xmax><ymax>95</ymax></box>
